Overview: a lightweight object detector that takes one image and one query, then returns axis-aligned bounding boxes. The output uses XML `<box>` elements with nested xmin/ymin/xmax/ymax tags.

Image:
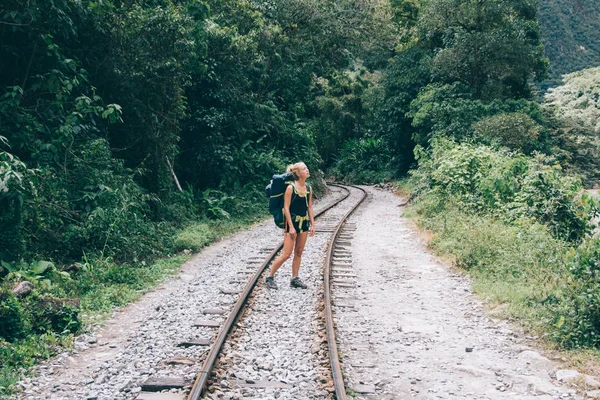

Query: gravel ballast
<box><xmin>14</xmin><ymin>186</ymin><xmax>348</xmax><ymax>400</ymax></box>
<box><xmin>205</xmin><ymin>185</ymin><xmax>366</xmax><ymax>400</ymax></box>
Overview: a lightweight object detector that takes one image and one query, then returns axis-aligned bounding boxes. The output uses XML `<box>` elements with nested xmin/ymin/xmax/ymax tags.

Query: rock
<box><xmin>555</xmin><ymin>369</ymin><xmax>582</xmax><ymax>382</ymax></box>
<box><xmin>166</xmin><ymin>356</ymin><xmax>195</xmax><ymax>365</ymax></box>
<box><xmin>354</xmin><ymin>384</ymin><xmax>376</xmax><ymax>394</ymax></box>
<box><xmin>518</xmin><ymin>350</ymin><xmax>550</xmax><ymax>363</ymax></box>
<box><xmin>588</xmin><ymin>390</ymin><xmax>600</xmax><ymax>399</ymax></box>
<box><xmin>63</xmin><ymin>263</ymin><xmax>82</xmax><ymax>273</ymax></box>
<box><xmin>13</xmin><ymin>281</ymin><xmax>34</xmax><ymax>297</ymax></box>
<box><xmin>259</xmin><ymin>362</ymin><xmax>274</xmax><ymax>371</ymax></box>
<box><xmin>585</xmin><ymin>375</ymin><xmax>600</xmax><ymax>389</ymax></box>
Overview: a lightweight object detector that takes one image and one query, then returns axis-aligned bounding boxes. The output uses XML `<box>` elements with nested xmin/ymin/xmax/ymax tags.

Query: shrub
<box><xmin>27</xmin><ymin>296</ymin><xmax>81</xmax><ymax>335</ymax></box>
<box><xmin>0</xmin><ymin>332</ymin><xmax>65</xmax><ymax>369</ymax></box>
<box><xmin>552</xmin><ymin>237</ymin><xmax>600</xmax><ymax>348</ymax></box>
<box><xmin>544</xmin><ymin>67</ymin><xmax>600</xmax><ymax>134</ymax></box>
<box><xmin>474</xmin><ymin>112</ymin><xmax>542</xmax><ymax>153</ymax></box>
<box><xmin>0</xmin><ymin>289</ymin><xmax>27</xmax><ymax>342</ymax></box>
<box><xmin>330</xmin><ymin>138</ymin><xmax>394</xmax><ymax>183</ymax></box>
<box><xmin>416</xmin><ymin>140</ymin><xmax>597</xmax><ymax>242</ymax></box>
<box><xmin>0</xmin><ymin>137</ymin><xmax>34</xmax><ymax>261</ymax></box>
<box><xmin>411</xmin><ymin>195</ymin><xmax>566</xmax><ymax>280</ymax></box>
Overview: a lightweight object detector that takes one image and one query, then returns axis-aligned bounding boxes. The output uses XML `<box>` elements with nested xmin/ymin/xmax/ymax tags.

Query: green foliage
<box><xmin>0</xmin><ymin>141</ymin><xmax>32</xmax><ymax>261</ymax></box>
<box><xmin>409</xmin><ymin>83</ymin><xmax>547</xmax><ymax>148</ymax></box>
<box><xmin>366</xmin><ymin>47</ymin><xmax>432</xmax><ymax>175</ymax></box>
<box><xmin>100</xmin><ymin>2</ymin><xmax>196</xmax><ymax>194</ymax></box>
<box><xmin>414</xmin><ymin>141</ymin><xmax>596</xmax><ymax>242</ymax></box>
<box><xmin>27</xmin><ymin>296</ymin><xmax>81</xmax><ymax>335</ymax></box>
<box><xmin>359</xmin><ymin>0</ymin><xmax>550</xmax><ymax>181</ymax></box>
<box><xmin>313</xmin><ymin>71</ymin><xmax>372</xmax><ymax>167</ymax></box>
<box><xmin>0</xmin><ymin>364</ymin><xmax>21</xmax><ymax>395</ymax></box>
<box><xmin>15</xmin><ymin>138</ymin><xmax>174</xmax><ymax>263</ymax></box>
<box><xmin>410</xmin><ymin>193</ymin><xmax>566</xmax><ymax>280</ymax></box>
<box><xmin>0</xmin><ymin>137</ymin><xmax>32</xmax><ymax>196</ymax></box>
<box><xmin>390</xmin><ymin>0</ymin><xmax>420</xmax><ymax>29</ymax></box>
<box><xmin>0</xmin><ymin>333</ymin><xmax>67</xmax><ymax>370</ymax></box>
<box><xmin>540</xmin><ymin>68</ymin><xmax>600</xmax><ymax>187</ymax></box>
<box><xmin>1</xmin><ymin>260</ymin><xmax>69</xmax><ymax>289</ymax></box>
<box><xmin>174</xmin><ymin>222</ymin><xmax>216</xmax><ymax>252</ymax></box>
<box><xmin>407</xmin><ymin>139</ymin><xmax>600</xmax><ymax>349</ymax></box>
<box><xmin>199</xmin><ymin>189</ymin><xmax>233</xmax><ymax>220</ymax></box>
<box><xmin>545</xmin><ymin>67</ymin><xmax>600</xmax><ymax>133</ymax></box>
<box><xmin>546</xmin><ymin>121</ymin><xmax>600</xmax><ymax>188</ymax></box>
<box><xmin>330</xmin><ymin>138</ymin><xmax>393</xmax><ymax>183</ymax></box>
<box><xmin>473</xmin><ymin>113</ymin><xmax>542</xmax><ymax>153</ymax></box>
<box><xmin>552</xmin><ymin>237</ymin><xmax>600</xmax><ymax>348</ymax></box>
<box><xmin>0</xmin><ymin>289</ymin><xmax>27</xmax><ymax>342</ymax></box>
<box><xmin>418</xmin><ymin>0</ymin><xmax>547</xmax><ymax>99</ymax></box>
<box><xmin>0</xmin><ymin>282</ymin><xmax>81</xmax><ymax>342</ymax></box>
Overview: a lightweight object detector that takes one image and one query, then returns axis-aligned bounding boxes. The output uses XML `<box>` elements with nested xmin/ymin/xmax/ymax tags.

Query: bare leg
<box><xmin>269</xmin><ymin>232</ymin><xmax>295</xmax><ymax>276</ymax></box>
<box><xmin>291</xmin><ymin>232</ymin><xmax>308</xmax><ymax>278</ymax></box>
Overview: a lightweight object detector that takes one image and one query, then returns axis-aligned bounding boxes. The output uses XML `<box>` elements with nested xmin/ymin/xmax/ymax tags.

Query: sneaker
<box><xmin>290</xmin><ymin>276</ymin><xmax>308</xmax><ymax>289</ymax></box>
<box><xmin>265</xmin><ymin>276</ymin><xmax>278</xmax><ymax>290</ymax></box>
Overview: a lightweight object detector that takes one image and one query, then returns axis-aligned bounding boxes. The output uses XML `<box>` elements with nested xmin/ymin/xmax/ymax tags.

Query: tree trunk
<box><xmin>166</xmin><ymin>156</ymin><xmax>183</xmax><ymax>191</ymax></box>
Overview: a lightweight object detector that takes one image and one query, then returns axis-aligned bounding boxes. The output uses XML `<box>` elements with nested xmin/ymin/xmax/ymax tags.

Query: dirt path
<box><xmin>334</xmin><ymin>186</ymin><xmax>587</xmax><ymax>399</ymax></box>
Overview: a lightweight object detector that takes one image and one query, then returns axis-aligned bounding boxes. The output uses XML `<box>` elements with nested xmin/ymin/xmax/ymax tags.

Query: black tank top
<box><xmin>289</xmin><ymin>183</ymin><xmax>310</xmax><ymax>216</ymax></box>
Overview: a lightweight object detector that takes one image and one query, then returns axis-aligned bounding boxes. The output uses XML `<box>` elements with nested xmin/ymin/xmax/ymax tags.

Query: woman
<box><xmin>265</xmin><ymin>162</ymin><xmax>315</xmax><ymax>289</ymax></box>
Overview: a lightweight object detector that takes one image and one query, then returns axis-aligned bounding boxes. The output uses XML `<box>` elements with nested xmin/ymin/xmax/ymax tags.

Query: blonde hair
<box><xmin>286</xmin><ymin>162</ymin><xmax>306</xmax><ymax>179</ymax></box>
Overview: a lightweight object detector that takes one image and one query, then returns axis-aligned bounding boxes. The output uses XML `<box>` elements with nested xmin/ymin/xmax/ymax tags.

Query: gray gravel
<box><xmin>206</xmin><ymin>185</ymin><xmax>366</xmax><ymax>400</ymax></box>
<box><xmin>13</xmin><ymin>186</ymin><xmax>347</xmax><ymax>400</ymax></box>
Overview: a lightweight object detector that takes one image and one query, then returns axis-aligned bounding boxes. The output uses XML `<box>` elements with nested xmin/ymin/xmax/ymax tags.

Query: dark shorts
<box><xmin>285</xmin><ymin>214</ymin><xmax>310</xmax><ymax>233</ymax></box>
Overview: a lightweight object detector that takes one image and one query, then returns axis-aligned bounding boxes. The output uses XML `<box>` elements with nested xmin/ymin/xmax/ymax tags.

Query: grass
<box><xmin>399</xmin><ymin>182</ymin><xmax>600</xmax><ymax>376</ymax></box>
<box><xmin>0</xmin><ymin>213</ymin><xmax>268</xmax><ymax>396</ymax></box>
<box><xmin>0</xmin><ymin>333</ymin><xmax>71</xmax><ymax>395</ymax></box>
<box><xmin>0</xmin><ymin>367</ymin><xmax>21</xmax><ymax>397</ymax></box>
<box><xmin>402</xmin><ymin>186</ymin><xmax>567</xmax><ymax>331</ymax></box>
<box><xmin>76</xmin><ymin>253</ymin><xmax>192</xmax><ymax>319</ymax></box>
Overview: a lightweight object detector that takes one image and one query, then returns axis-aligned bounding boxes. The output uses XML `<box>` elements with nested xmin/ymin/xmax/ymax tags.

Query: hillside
<box><xmin>538</xmin><ymin>0</ymin><xmax>600</xmax><ymax>88</ymax></box>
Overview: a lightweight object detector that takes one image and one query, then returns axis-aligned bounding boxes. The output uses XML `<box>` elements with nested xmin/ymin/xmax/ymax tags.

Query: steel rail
<box><xmin>187</xmin><ymin>184</ymin><xmax>351</xmax><ymax>400</ymax></box>
<box><xmin>323</xmin><ymin>184</ymin><xmax>367</xmax><ymax>400</ymax></box>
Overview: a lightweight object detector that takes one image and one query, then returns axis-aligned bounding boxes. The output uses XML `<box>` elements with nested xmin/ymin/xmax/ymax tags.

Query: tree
<box><xmin>544</xmin><ymin>67</ymin><xmax>600</xmax><ymax>133</ymax></box>
<box><xmin>418</xmin><ymin>0</ymin><xmax>548</xmax><ymax>99</ymax></box>
<box><xmin>366</xmin><ymin>47</ymin><xmax>432</xmax><ymax>174</ymax></box>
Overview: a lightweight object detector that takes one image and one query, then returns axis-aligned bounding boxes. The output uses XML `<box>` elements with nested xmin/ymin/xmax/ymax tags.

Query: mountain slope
<box><xmin>538</xmin><ymin>0</ymin><xmax>600</xmax><ymax>88</ymax></box>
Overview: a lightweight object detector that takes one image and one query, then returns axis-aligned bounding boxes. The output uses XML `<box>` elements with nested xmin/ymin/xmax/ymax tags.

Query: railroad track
<box><xmin>322</xmin><ymin>184</ymin><xmax>367</xmax><ymax>400</ymax></box>
<box><xmin>133</xmin><ymin>184</ymin><xmax>366</xmax><ymax>400</ymax></box>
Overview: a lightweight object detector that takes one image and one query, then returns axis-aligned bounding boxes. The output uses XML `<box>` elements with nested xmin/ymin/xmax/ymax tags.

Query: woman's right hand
<box><xmin>287</xmin><ymin>228</ymin><xmax>297</xmax><ymax>239</ymax></box>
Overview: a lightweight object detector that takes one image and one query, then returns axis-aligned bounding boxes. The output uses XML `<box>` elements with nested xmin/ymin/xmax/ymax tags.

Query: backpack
<box><xmin>265</xmin><ymin>172</ymin><xmax>295</xmax><ymax>228</ymax></box>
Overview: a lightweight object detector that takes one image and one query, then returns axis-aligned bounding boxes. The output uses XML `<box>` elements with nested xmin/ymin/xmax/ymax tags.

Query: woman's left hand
<box><xmin>309</xmin><ymin>224</ymin><xmax>315</xmax><ymax>237</ymax></box>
